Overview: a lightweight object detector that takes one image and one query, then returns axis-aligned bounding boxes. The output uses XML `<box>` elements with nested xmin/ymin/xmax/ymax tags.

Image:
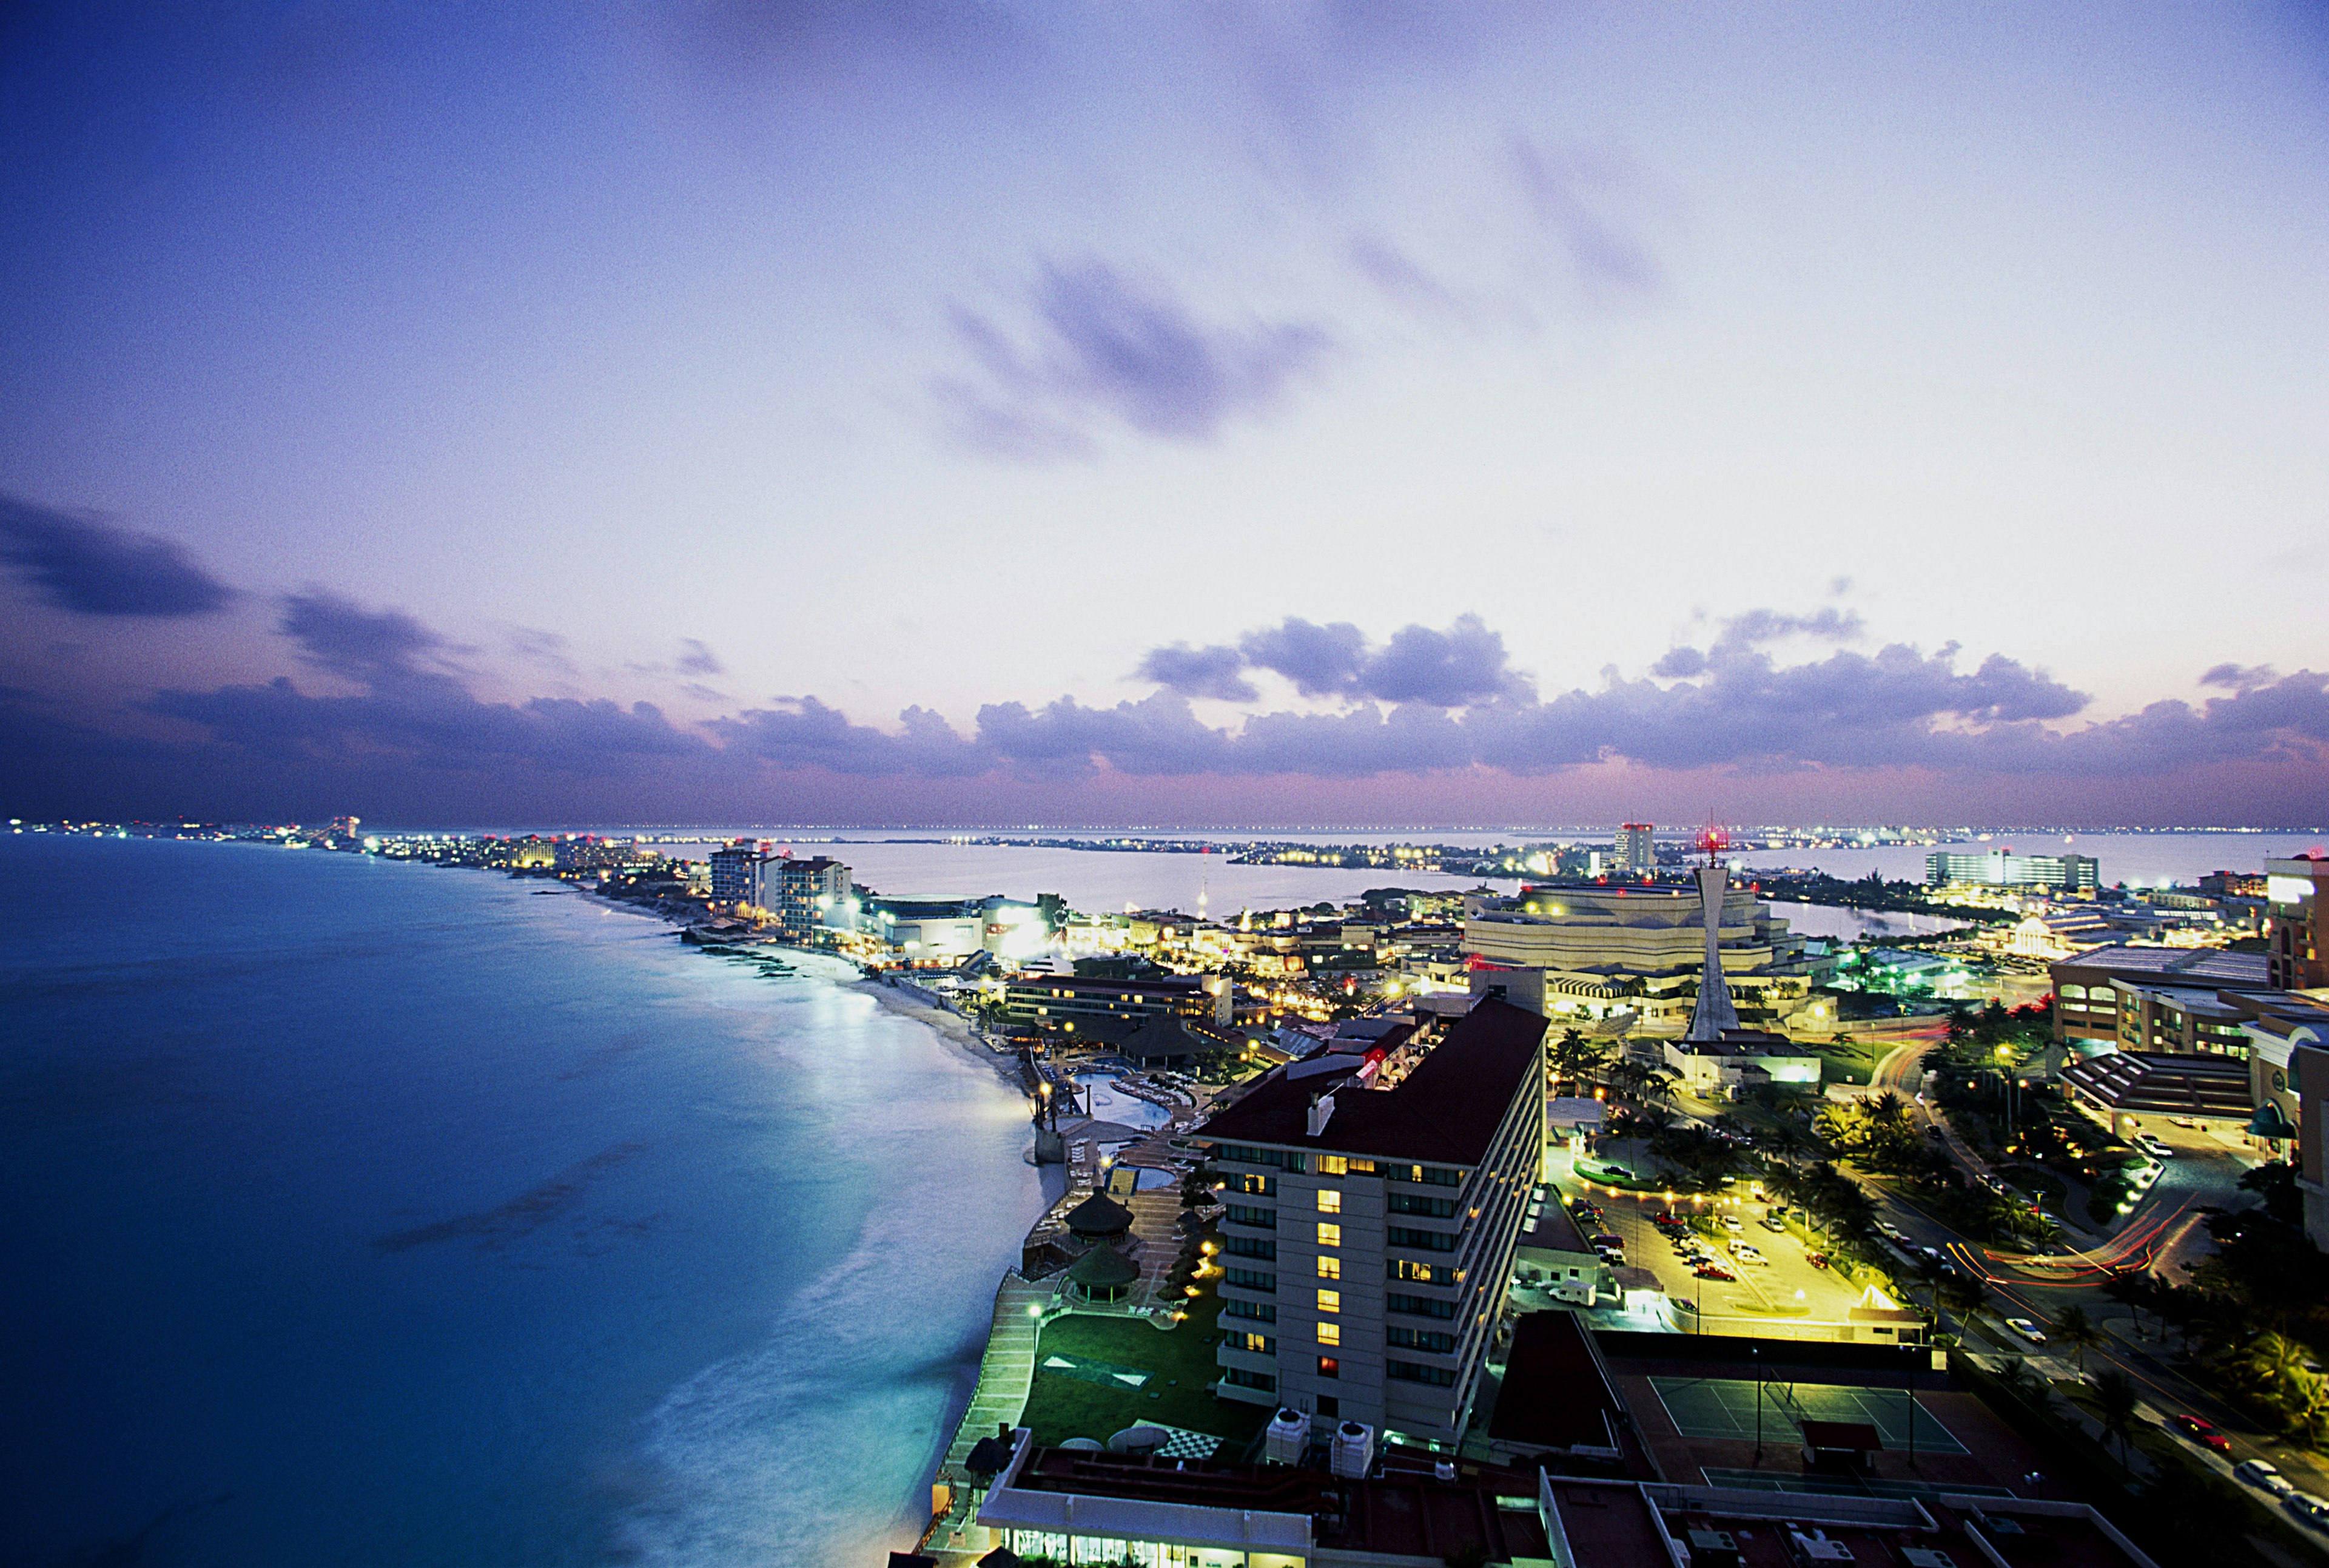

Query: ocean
<box><xmin>0</xmin><ymin>834</ymin><xmax>1046</xmax><ymax>1567</ymax></box>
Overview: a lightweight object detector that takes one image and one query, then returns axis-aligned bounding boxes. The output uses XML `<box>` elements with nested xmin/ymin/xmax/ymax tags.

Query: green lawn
<box><xmin>1017</xmin><ymin>1279</ymin><xmax>1271</xmax><ymax>1449</ymax></box>
<box><xmin>1809</xmin><ymin>1041</ymin><xmax>1883</xmax><ymax>1086</ymax></box>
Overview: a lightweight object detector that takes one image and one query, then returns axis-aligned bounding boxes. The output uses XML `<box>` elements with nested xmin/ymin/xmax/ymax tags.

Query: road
<box><xmin>1843</xmin><ymin>1082</ymin><xmax>2328</xmax><ymax>1497</ymax></box>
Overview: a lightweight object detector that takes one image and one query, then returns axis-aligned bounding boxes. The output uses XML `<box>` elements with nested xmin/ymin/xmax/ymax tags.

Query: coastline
<box><xmin>569</xmin><ymin>879</ymin><xmax>1028</xmax><ymax>1092</ymax></box>
<box><xmin>558</xmin><ymin>874</ymin><xmax>1048</xmax><ymax>1560</ymax></box>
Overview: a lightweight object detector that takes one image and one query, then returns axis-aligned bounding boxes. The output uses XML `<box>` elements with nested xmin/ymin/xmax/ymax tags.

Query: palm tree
<box><xmin>1550</xmin><ymin>1028</ymin><xmax>1616</xmax><ymax>1097</ymax></box>
<box><xmin>2284</xmin><ymin>1370</ymin><xmax>2329</xmax><ymax>1447</ymax></box>
<box><xmin>2054</xmin><ymin>1304</ymin><xmax>2105</xmax><ymax>1375</ymax></box>
<box><xmin>1869</xmin><ymin>1091</ymin><xmax>1907</xmax><ymax>1125</ymax></box>
<box><xmin>2243</xmin><ymin>1331</ymin><xmax>2308</xmax><ymax>1396</ymax></box>
<box><xmin>2091</xmin><ymin>1369</ymin><xmax>2140</xmax><ymax>1469</ymax></box>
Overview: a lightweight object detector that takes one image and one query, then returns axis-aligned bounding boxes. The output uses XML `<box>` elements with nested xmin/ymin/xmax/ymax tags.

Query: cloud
<box><xmin>2202</xmin><ymin>662</ymin><xmax>2279</xmax><ymax>691</ymax></box>
<box><xmin>1144</xmin><ymin>614</ymin><xmax>1529</xmax><ymax>707</ymax></box>
<box><xmin>1237</xmin><ymin>617</ymin><xmax>1369</xmax><ymax>697</ymax></box>
<box><xmin>10</xmin><ymin>594</ymin><xmax>2325</xmax><ymax>824</ymax></box>
<box><xmin>0</xmin><ymin>493</ymin><xmax>235</xmax><ymax>617</ymax></box>
<box><xmin>938</xmin><ymin>259</ymin><xmax>1333</xmax><ymax>456</ymax></box>
<box><xmin>1346</xmin><ymin>232</ymin><xmax>1471</xmax><ymax>323</ymax></box>
<box><xmin>1507</xmin><ymin>133</ymin><xmax>1664</xmax><ymax>302</ymax></box>
<box><xmin>677</xmin><ymin>638</ymin><xmax>725</xmax><ymax>676</ymax></box>
<box><xmin>1137</xmin><ymin>642</ymin><xmax>1258</xmax><ymax>702</ymax></box>
<box><xmin>282</xmin><ymin>593</ymin><xmax>446</xmax><ymax>684</ymax></box>
<box><xmin>1710</xmin><ymin>606</ymin><xmax>1864</xmax><ymax>654</ymax></box>
<box><xmin>1362</xmin><ymin>615</ymin><xmax>1528</xmax><ymax>705</ymax></box>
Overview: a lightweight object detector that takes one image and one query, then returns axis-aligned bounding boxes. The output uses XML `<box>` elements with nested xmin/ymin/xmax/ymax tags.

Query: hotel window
<box><xmin>1316</xmin><ymin>1254</ymin><xmax>1341</xmax><ymax>1280</ymax></box>
<box><xmin>1317</xmin><ymin>1188</ymin><xmax>1342</xmax><ymax>1214</ymax></box>
<box><xmin>1318</xmin><ymin>1356</ymin><xmax>1340</xmax><ymax>1379</ymax></box>
<box><xmin>1317</xmin><ymin>1288</ymin><xmax>1341</xmax><ymax>1314</ymax></box>
<box><xmin>1317</xmin><ymin>1222</ymin><xmax>1341</xmax><ymax>1247</ymax></box>
<box><xmin>1317</xmin><ymin>1154</ymin><xmax>1349</xmax><ymax>1177</ymax></box>
<box><xmin>1317</xmin><ymin>1321</ymin><xmax>1341</xmax><ymax>1347</ymax></box>
<box><xmin>1234</xmin><ymin>1331</ymin><xmax>1274</xmax><ymax>1353</ymax></box>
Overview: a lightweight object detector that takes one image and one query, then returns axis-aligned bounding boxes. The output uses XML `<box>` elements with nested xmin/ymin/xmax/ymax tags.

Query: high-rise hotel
<box><xmin>1197</xmin><ymin>997</ymin><xmax>1547</xmax><ymax>1449</ymax></box>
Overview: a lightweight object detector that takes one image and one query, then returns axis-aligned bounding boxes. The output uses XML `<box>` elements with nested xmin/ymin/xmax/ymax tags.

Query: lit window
<box><xmin>1317</xmin><ymin>1321</ymin><xmax>1342</xmax><ymax>1347</ymax></box>
<box><xmin>1316</xmin><ymin>1255</ymin><xmax>1341</xmax><ymax>1280</ymax></box>
<box><xmin>1317</xmin><ymin>1289</ymin><xmax>1341</xmax><ymax>1314</ymax></box>
<box><xmin>1317</xmin><ymin>1189</ymin><xmax>1342</xmax><ymax>1214</ymax></box>
<box><xmin>1318</xmin><ymin>1355</ymin><xmax>1340</xmax><ymax>1378</ymax></box>
<box><xmin>1317</xmin><ymin>1222</ymin><xmax>1341</xmax><ymax>1247</ymax></box>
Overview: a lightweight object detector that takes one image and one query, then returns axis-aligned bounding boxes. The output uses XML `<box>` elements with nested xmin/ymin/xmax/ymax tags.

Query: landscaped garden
<box><xmin>1015</xmin><ymin>1277</ymin><xmax>1271</xmax><ymax>1450</ymax></box>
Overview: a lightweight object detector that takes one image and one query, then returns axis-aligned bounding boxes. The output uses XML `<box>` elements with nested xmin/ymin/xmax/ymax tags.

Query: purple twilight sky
<box><xmin>2</xmin><ymin>2</ymin><xmax>2325</xmax><ymax>827</ymax></box>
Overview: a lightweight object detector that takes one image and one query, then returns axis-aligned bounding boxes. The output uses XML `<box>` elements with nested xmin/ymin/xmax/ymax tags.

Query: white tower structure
<box><xmin>1684</xmin><ymin>862</ymin><xmax>1739</xmax><ymax>1041</ymax></box>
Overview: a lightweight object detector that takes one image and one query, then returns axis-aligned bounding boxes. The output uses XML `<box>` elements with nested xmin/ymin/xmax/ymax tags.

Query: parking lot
<box><xmin>1556</xmin><ymin>1164</ymin><xmax>1873</xmax><ymax>1333</ymax></box>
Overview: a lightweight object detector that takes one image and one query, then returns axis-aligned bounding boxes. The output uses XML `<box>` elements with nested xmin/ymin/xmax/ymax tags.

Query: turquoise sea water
<box><xmin>0</xmin><ymin>835</ymin><xmax>1044</xmax><ymax>1566</ymax></box>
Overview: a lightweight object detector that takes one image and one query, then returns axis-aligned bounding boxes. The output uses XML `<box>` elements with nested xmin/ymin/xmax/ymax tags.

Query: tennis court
<box><xmin>1648</xmin><ymin>1376</ymin><xmax>1966</xmax><ymax>1455</ymax></box>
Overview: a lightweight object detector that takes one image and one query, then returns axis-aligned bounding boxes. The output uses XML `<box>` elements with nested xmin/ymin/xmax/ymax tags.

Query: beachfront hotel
<box><xmin>1197</xmin><ymin>997</ymin><xmax>1547</xmax><ymax>1450</ymax></box>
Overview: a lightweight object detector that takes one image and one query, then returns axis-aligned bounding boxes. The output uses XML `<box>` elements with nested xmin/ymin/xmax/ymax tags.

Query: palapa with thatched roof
<box><xmin>1065</xmin><ymin>1242</ymin><xmax>1140</xmax><ymax>1302</ymax></box>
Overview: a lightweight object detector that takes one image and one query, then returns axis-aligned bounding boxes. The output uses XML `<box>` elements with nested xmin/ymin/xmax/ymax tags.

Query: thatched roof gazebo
<box><xmin>1064</xmin><ymin>1242</ymin><xmax>1140</xmax><ymax>1303</ymax></box>
<box><xmin>1062</xmin><ymin>1189</ymin><xmax>1135</xmax><ymax>1242</ymax></box>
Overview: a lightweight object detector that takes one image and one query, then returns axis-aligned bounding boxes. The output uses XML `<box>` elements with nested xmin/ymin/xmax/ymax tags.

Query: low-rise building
<box><xmin>1001</xmin><ymin>972</ymin><xmax>1232</xmax><ymax>1031</ymax></box>
<box><xmin>2048</xmin><ymin>945</ymin><xmax>2272</xmax><ymax>1046</ymax></box>
<box><xmin>1463</xmin><ymin>881</ymin><xmax>1808</xmax><ymax>1031</ymax></box>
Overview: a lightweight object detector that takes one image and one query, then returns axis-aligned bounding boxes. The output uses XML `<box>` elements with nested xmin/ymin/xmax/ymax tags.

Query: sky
<box><xmin>1</xmin><ymin>1</ymin><xmax>2325</xmax><ymax>828</ymax></box>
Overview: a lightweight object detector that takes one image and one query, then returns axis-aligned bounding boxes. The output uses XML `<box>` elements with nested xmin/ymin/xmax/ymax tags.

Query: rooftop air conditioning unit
<box><xmin>1265</xmin><ymin>1408</ymin><xmax>1308</xmax><ymax>1465</ymax></box>
<box><xmin>1330</xmin><ymin>1421</ymin><xmax>1375</xmax><ymax>1479</ymax></box>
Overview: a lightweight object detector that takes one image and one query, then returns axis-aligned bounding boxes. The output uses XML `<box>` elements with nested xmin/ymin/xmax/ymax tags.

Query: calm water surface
<box><xmin>0</xmin><ymin>835</ymin><xmax>1043</xmax><ymax>1566</ymax></box>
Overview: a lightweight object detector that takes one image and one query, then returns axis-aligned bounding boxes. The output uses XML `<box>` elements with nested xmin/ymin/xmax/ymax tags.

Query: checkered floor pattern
<box><xmin>1149</xmin><ymin>1425</ymin><xmax>1225</xmax><ymax>1459</ymax></box>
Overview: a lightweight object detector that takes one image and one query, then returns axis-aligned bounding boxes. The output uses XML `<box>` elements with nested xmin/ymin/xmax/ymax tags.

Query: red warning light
<box><xmin>1695</xmin><ymin>823</ymin><xmax>1730</xmax><ymax>857</ymax></box>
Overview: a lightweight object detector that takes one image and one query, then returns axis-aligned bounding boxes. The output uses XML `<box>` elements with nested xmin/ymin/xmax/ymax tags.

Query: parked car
<box><xmin>2138</xmin><ymin>1136</ymin><xmax>2177</xmax><ymax>1159</ymax></box>
<box><xmin>1673</xmin><ymin>1298</ymin><xmax>1699</xmax><ymax>1314</ymax></box>
<box><xmin>2284</xmin><ymin>1493</ymin><xmax>2329</xmax><ymax>1532</ymax></box>
<box><xmin>1759</xmin><ymin>1216</ymin><xmax>1787</xmax><ymax>1233</ymax></box>
<box><xmin>1806</xmin><ymin>1253</ymin><xmax>1829</xmax><ymax>1270</ymax></box>
<box><xmin>2170</xmin><ymin>1415</ymin><xmax>2231</xmax><ymax>1453</ymax></box>
<box><xmin>1591</xmin><ymin>1233</ymin><xmax>1624</xmax><ymax>1251</ymax></box>
<box><xmin>1695</xmin><ymin>1263</ymin><xmax>1737</xmax><ymax>1281</ymax></box>
<box><xmin>1722</xmin><ymin>1214</ymin><xmax>1744</xmax><ymax>1233</ymax></box>
<box><xmin>2004</xmin><ymin>1317</ymin><xmax>2049</xmax><ymax>1345</ymax></box>
<box><xmin>2237</xmin><ymin>1460</ymin><xmax>2295</xmax><ymax>1496</ymax></box>
<box><xmin>1730</xmin><ymin>1243</ymin><xmax>1769</xmax><ymax>1266</ymax></box>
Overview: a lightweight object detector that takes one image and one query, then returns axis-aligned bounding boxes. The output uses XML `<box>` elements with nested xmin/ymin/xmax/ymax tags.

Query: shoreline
<box><xmin>568</xmin><ymin>880</ymin><xmax>1049</xmax><ymax>1558</ymax></box>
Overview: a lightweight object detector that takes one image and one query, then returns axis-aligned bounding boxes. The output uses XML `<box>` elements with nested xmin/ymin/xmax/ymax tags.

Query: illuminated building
<box><xmin>2267</xmin><ymin>855</ymin><xmax>2329</xmax><ymax>990</ymax></box>
<box><xmin>1197</xmin><ymin>997</ymin><xmax>1545</xmax><ymax>1449</ymax></box>
<box><xmin>771</xmin><ymin>855</ymin><xmax>850</xmax><ymax>940</ymax></box>
<box><xmin>1924</xmin><ymin>849</ymin><xmax>2099</xmax><ymax>894</ymax></box>
<box><xmin>999</xmin><ymin>972</ymin><xmax>1230</xmax><ymax>1028</ymax></box>
<box><xmin>1610</xmin><ymin>823</ymin><xmax>1655</xmax><ymax>878</ymax></box>
<box><xmin>708</xmin><ymin>839</ymin><xmax>771</xmax><ymax>908</ymax></box>
<box><xmin>1460</xmin><ymin>881</ymin><xmax>1809</xmax><ymax>1029</ymax></box>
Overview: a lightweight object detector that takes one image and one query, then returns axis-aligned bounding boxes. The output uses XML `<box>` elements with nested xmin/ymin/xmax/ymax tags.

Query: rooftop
<box><xmin>1489</xmin><ymin>1310</ymin><xmax>1626</xmax><ymax>1456</ymax></box>
<box><xmin>1519</xmin><ymin>1193</ymin><xmax>1595</xmax><ymax>1255</ymax></box>
<box><xmin>1196</xmin><ymin>996</ymin><xmax>1546</xmax><ymax>1163</ymax></box>
<box><xmin>2052</xmin><ymin>946</ymin><xmax>2271</xmax><ymax>986</ymax></box>
<box><xmin>2059</xmin><ymin>1049</ymin><xmax>2253</xmax><ymax>1116</ymax></box>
